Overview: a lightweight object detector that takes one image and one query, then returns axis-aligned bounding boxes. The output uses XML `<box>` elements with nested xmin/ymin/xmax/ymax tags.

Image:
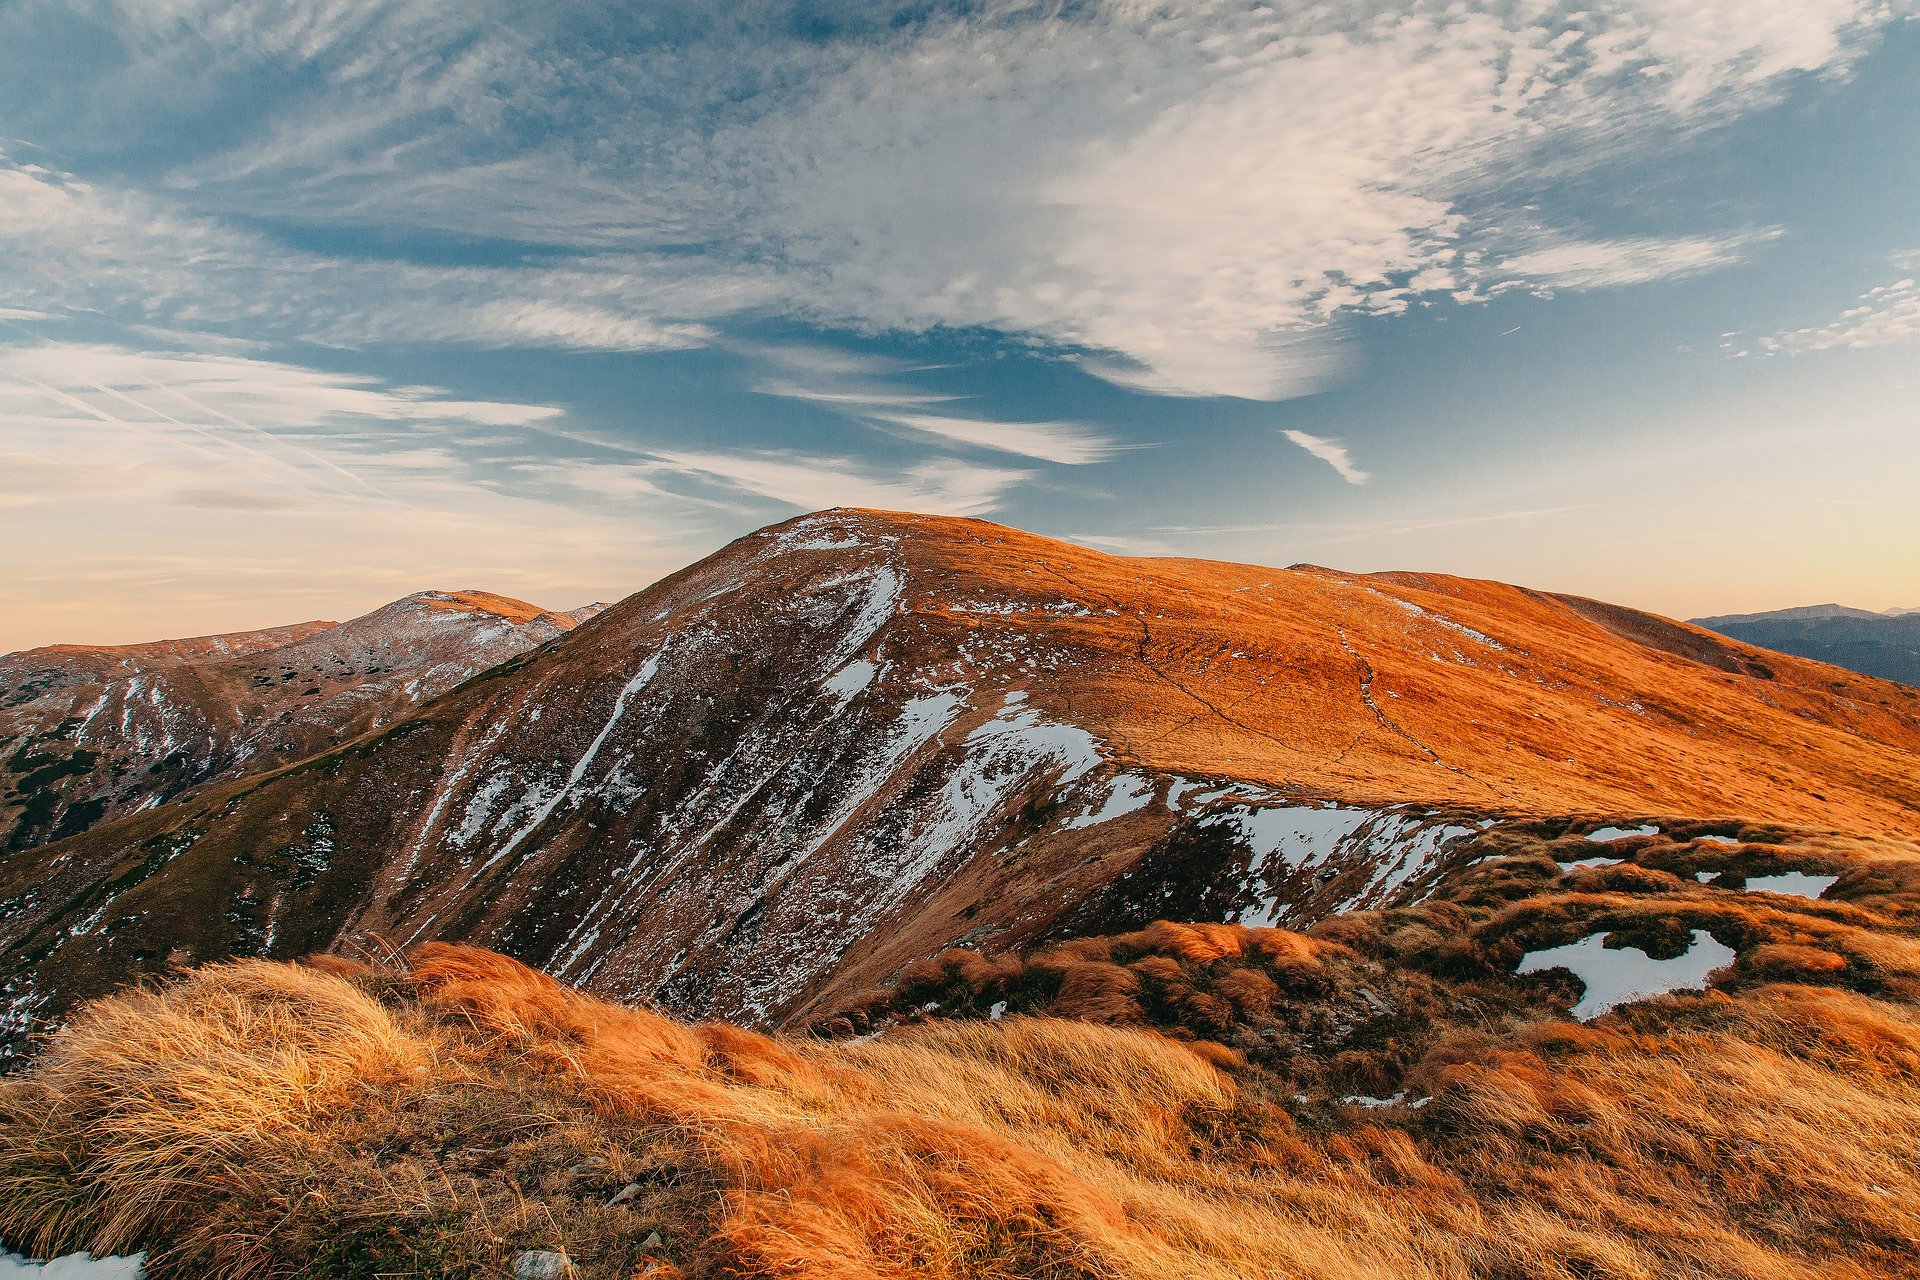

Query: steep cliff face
<box><xmin>0</xmin><ymin>591</ymin><xmax>598</xmax><ymax>851</ymax></box>
<box><xmin>5</xmin><ymin>509</ymin><xmax>1917</xmax><ymax>1058</ymax></box>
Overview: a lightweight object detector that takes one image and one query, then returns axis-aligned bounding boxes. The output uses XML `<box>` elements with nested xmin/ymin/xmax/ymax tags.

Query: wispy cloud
<box><xmin>743</xmin><ymin>342</ymin><xmax>1121</xmax><ymax>465</ymax></box>
<box><xmin>1740</xmin><ymin>268</ymin><xmax>1920</xmax><ymax>355</ymax></box>
<box><xmin>864</xmin><ymin>411</ymin><xmax>1121</xmax><ymax>466</ymax></box>
<box><xmin>1067</xmin><ymin>533</ymin><xmax>1175</xmax><ymax>556</ymax></box>
<box><xmin>0</xmin><ymin>336</ymin><xmax>714</xmax><ymax>647</ymax></box>
<box><xmin>1282</xmin><ymin>429</ymin><xmax>1371</xmax><ymax>486</ymax></box>
<box><xmin>1</xmin><ymin>2</ymin><xmax>1905</xmax><ymax>398</ymax></box>
<box><xmin>1497</xmin><ymin>230</ymin><xmax>1779</xmax><ymax>291</ymax></box>
<box><xmin>646</xmin><ymin>449</ymin><xmax>1029</xmax><ymax>517</ymax></box>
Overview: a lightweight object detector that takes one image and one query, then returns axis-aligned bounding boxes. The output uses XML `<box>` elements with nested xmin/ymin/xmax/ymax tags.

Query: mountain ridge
<box><xmin>3</xmin><ymin>508</ymin><xmax>1916</xmax><ymax>1061</ymax></box>
<box><xmin>1692</xmin><ymin>603</ymin><xmax>1920</xmax><ymax>688</ymax></box>
<box><xmin>0</xmin><ymin>589</ymin><xmax>604</xmax><ymax>852</ymax></box>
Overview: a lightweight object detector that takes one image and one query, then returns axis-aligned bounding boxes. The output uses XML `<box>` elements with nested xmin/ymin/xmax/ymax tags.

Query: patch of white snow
<box><xmin>823</xmin><ymin>659</ymin><xmax>877</xmax><ymax>702</ymax></box>
<box><xmin>1065</xmin><ymin>773</ymin><xmax>1154</xmax><ymax>830</ymax></box>
<box><xmin>1586</xmin><ymin>824</ymin><xmax>1659</xmax><ymax>841</ymax></box>
<box><xmin>1742</xmin><ymin>872</ymin><xmax>1837</xmax><ymax>900</ymax></box>
<box><xmin>0</xmin><ymin>1252</ymin><xmax>145</xmax><ymax>1279</ymax></box>
<box><xmin>1518</xmin><ymin>929</ymin><xmax>1735</xmax><ymax>1020</ymax></box>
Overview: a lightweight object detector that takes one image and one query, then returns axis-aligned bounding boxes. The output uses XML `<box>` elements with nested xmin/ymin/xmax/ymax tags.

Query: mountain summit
<box><xmin>3</xmin><ymin>510</ymin><xmax>1917</xmax><ymax>1056</ymax></box>
<box><xmin>0</xmin><ymin>590</ymin><xmax>602</xmax><ymax>852</ymax></box>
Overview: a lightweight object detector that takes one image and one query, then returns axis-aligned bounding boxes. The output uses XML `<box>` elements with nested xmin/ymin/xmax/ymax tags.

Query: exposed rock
<box><xmin>510</xmin><ymin>1249</ymin><xmax>572</xmax><ymax>1279</ymax></box>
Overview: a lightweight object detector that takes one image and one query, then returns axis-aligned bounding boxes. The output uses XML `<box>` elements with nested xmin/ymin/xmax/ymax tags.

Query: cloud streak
<box><xmin>645</xmin><ymin>449</ymin><xmax>1029</xmax><ymax>517</ymax></box>
<box><xmin>1283</xmin><ymin>429</ymin><xmax>1371</xmax><ymax>485</ymax></box>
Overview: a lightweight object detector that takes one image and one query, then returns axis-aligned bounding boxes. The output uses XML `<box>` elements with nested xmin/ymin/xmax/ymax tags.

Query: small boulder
<box><xmin>511</xmin><ymin>1249</ymin><xmax>573</xmax><ymax>1279</ymax></box>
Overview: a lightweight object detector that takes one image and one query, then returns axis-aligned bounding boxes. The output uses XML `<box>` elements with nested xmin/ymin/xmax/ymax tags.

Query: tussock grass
<box><xmin>6</xmin><ymin>825</ymin><xmax>1920</xmax><ymax>1277</ymax></box>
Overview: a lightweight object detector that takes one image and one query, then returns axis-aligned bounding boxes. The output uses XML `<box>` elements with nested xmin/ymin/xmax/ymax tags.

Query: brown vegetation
<box><xmin>7</xmin><ymin>823</ymin><xmax>1920</xmax><ymax>1280</ymax></box>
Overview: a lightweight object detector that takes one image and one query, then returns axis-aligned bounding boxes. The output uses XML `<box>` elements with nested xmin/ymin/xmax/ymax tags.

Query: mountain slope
<box><xmin>4</xmin><ymin>509</ymin><xmax>1917</xmax><ymax>1057</ymax></box>
<box><xmin>1694</xmin><ymin>605</ymin><xmax>1920</xmax><ymax>687</ymax></box>
<box><xmin>0</xmin><ymin>591</ymin><xmax>600</xmax><ymax>851</ymax></box>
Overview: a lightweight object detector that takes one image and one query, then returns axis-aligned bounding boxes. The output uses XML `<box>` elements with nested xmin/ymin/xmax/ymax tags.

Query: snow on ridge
<box><xmin>844</xmin><ymin>702</ymin><xmax>1105</xmax><ymax>932</ymax></box>
<box><xmin>1518</xmin><ymin>929</ymin><xmax>1735</xmax><ymax>1020</ymax></box>
<box><xmin>1377</xmin><ymin>591</ymin><xmax>1506</xmax><ymax>651</ymax></box>
<box><xmin>480</xmin><ymin>656</ymin><xmax>661</xmax><ymax>870</ymax></box>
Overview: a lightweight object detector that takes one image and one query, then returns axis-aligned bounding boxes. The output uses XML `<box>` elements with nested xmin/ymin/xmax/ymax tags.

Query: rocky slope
<box><xmin>4</xmin><ymin>509</ymin><xmax>1917</xmax><ymax>1059</ymax></box>
<box><xmin>0</xmin><ymin>591</ymin><xmax>600</xmax><ymax>852</ymax></box>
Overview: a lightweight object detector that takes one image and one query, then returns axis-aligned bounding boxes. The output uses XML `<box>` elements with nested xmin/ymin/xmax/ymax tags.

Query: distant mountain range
<box><xmin>1692</xmin><ymin>604</ymin><xmax>1920</xmax><ymax>686</ymax></box>
<box><xmin>5</xmin><ymin>509</ymin><xmax>1917</xmax><ymax>1059</ymax></box>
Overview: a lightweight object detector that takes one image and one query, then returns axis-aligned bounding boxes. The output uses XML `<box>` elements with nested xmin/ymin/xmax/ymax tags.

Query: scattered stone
<box><xmin>608</xmin><ymin>1182</ymin><xmax>644</xmax><ymax>1206</ymax></box>
<box><xmin>641</xmin><ymin>1231</ymin><xmax>665</xmax><ymax>1251</ymax></box>
<box><xmin>511</xmin><ymin>1249</ymin><xmax>573</xmax><ymax>1279</ymax></box>
<box><xmin>567</xmin><ymin>1156</ymin><xmax>607</xmax><ymax>1175</ymax></box>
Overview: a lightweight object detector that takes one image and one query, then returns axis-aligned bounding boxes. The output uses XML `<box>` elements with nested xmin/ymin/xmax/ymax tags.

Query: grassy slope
<box><xmin>5</xmin><ymin>824</ymin><xmax>1920</xmax><ymax>1278</ymax></box>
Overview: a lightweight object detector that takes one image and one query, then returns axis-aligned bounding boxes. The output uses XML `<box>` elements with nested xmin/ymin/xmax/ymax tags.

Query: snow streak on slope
<box><xmin>483</xmin><ymin>656</ymin><xmax>661</xmax><ymax>870</ymax></box>
<box><xmin>1219</xmin><ymin>804</ymin><xmax>1482</xmax><ymax>927</ymax></box>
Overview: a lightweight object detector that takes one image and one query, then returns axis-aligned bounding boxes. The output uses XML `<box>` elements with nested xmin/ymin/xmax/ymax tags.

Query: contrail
<box><xmin>148</xmin><ymin>379</ymin><xmax>385</xmax><ymax>496</ymax></box>
<box><xmin>2</xmin><ymin>370</ymin><xmax>232</xmax><ymax>471</ymax></box>
<box><xmin>0</xmin><ymin>312</ymin><xmax>393</xmax><ymax>500</ymax></box>
<box><xmin>76</xmin><ymin>378</ymin><xmax>347</xmax><ymax>500</ymax></box>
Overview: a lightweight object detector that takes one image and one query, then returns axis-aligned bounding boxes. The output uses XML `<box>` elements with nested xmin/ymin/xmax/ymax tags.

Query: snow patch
<box><xmin>899</xmin><ymin>706</ymin><xmax>1108</xmax><ymax>892</ymax></box>
<box><xmin>1224</xmin><ymin>804</ymin><xmax>1480</xmax><ymax>927</ymax></box>
<box><xmin>823</xmin><ymin>659</ymin><xmax>877</xmax><ymax>702</ymax></box>
<box><xmin>1065</xmin><ymin>773</ymin><xmax>1154</xmax><ymax>830</ymax></box>
<box><xmin>1518</xmin><ymin>929</ymin><xmax>1735</xmax><ymax>1020</ymax></box>
<box><xmin>482</xmin><ymin>657</ymin><xmax>660</xmax><ymax>868</ymax></box>
<box><xmin>1586</xmin><ymin>824</ymin><xmax>1659</xmax><ymax>842</ymax></box>
<box><xmin>1557</xmin><ymin>856</ymin><xmax>1619</xmax><ymax>870</ymax></box>
<box><xmin>1742</xmin><ymin>872</ymin><xmax>1837</xmax><ymax>900</ymax></box>
<box><xmin>0</xmin><ymin>1253</ymin><xmax>144</xmax><ymax>1279</ymax></box>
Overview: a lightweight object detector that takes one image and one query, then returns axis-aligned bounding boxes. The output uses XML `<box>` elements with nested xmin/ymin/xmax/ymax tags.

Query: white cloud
<box><xmin>0</xmin><ymin>340</ymin><xmax>570</xmax><ymax>503</ymax></box>
<box><xmin>1</xmin><ymin>1</ymin><xmax>1907</xmax><ymax>399</ymax></box>
<box><xmin>864</xmin><ymin>411</ymin><xmax>1120</xmax><ymax>466</ymax></box>
<box><xmin>1749</xmin><ymin>273</ymin><xmax>1920</xmax><ymax>355</ymax></box>
<box><xmin>647</xmin><ymin>449</ymin><xmax>1028</xmax><ymax>516</ymax></box>
<box><xmin>742</xmin><ymin>345</ymin><xmax>1117</xmax><ymax>465</ymax></box>
<box><xmin>0</xmin><ymin>337</ymin><xmax>728</xmax><ymax>647</ymax></box>
<box><xmin>1283</xmin><ymin>429</ymin><xmax>1371</xmax><ymax>485</ymax></box>
<box><xmin>0</xmin><ymin>157</ymin><xmax>748</xmax><ymax>357</ymax></box>
<box><xmin>1499</xmin><ymin>230</ymin><xmax>1778</xmax><ymax>290</ymax></box>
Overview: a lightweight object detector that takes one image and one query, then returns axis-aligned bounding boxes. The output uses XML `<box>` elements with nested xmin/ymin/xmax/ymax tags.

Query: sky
<box><xmin>1</xmin><ymin>0</ymin><xmax>1917</xmax><ymax>650</ymax></box>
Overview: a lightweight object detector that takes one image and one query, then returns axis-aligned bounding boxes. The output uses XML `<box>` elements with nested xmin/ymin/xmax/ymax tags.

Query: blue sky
<box><xmin>1</xmin><ymin>0</ymin><xmax>1916</xmax><ymax>648</ymax></box>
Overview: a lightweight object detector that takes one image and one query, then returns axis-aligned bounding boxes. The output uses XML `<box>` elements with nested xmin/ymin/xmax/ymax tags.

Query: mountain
<box><xmin>0</xmin><ymin>591</ymin><xmax>602</xmax><ymax>852</ymax></box>
<box><xmin>1693</xmin><ymin>604</ymin><xmax>1920</xmax><ymax>687</ymax></box>
<box><xmin>5</xmin><ymin>509</ymin><xmax>1916</xmax><ymax>1062</ymax></box>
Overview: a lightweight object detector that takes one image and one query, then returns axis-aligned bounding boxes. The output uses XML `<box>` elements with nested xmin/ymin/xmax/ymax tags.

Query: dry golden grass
<box><xmin>5</xmin><ymin>825</ymin><xmax>1919</xmax><ymax>1277</ymax></box>
<box><xmin>6</xmin><ymin>914</ymin><xmax>1920</xmax><ymax>1278</ymax></box>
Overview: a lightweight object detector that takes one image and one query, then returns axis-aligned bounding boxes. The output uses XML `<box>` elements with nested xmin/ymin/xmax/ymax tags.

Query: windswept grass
<box><xmin>5</xmin><ymin>826</ymin><xmax>1920</xmax><ymax>1277</ymax></box>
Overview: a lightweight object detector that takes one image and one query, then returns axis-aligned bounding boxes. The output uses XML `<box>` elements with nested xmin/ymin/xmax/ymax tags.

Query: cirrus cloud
<box><xmin>1</xmin><ymin>1</ymin><xmax>1910</xmax><ymax>400</ymax></box>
